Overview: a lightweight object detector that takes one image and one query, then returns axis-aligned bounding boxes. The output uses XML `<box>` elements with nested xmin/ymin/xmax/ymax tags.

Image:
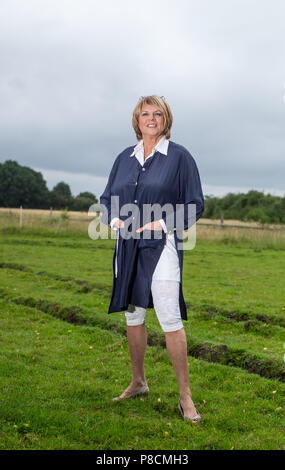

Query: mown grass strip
<box><xmin>188</xmin><ymin>311</ymin><xmax>284</xmax><ymax>343</ymax></box>
<box><xmin>187</xmin><ymin>302</ymin><xmax>285</xmax><ymax>329</ymax></box>
<box><xmin>1</xmin><ymin>261</ymin><xmax>283</xmax><ymax>331</ymax></box>
<box><xmin>0</xmin><ymin>237</ymin><xmax>113</xmax><ymax>250</ymax></box>
<box><xmin>0</xmin><ymin>262</ymin><xmax>110</xmax><ymax>294</ymax></box>
<box><xmin>1</xmin><ymin>288</ymin><xmax>284</xmax><ymax>383</ymax></box>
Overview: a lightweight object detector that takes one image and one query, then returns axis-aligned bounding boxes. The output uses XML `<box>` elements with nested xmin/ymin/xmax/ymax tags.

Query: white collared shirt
<box><xmin>110</xmin><ymin>136</ymin><xmax>180</xmax><ymax>282</ymax></box>
<box><xmin>129</xmin><ymin>135</ymin><xmax>168</xmax><ymax>232</ymax></box>
<box><xmin>130</xmin><ymin>134</ymin><xmax>169</xmax><ymax>165</ymax></box>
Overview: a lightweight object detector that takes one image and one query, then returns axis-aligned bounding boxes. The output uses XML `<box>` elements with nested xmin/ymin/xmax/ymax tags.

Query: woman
<box><xmin>99</xmin><ymin>95</ymin><xmax>204</xmax><ymax>422</ymax></box>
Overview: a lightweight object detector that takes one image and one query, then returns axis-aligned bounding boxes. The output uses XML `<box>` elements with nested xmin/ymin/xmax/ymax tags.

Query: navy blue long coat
<box><xmin>99</xmin><ymin>139</ymin><xmax>204</xmax><ymax>320</ymax></box>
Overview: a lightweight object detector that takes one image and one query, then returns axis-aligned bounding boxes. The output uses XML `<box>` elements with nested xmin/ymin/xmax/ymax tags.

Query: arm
<box><xmin>161</xmin><ymin>151</ymin><xmax>204</xmax><ymax>232</ymax></box>
<box><xmin>99</xmin><ymin>157</ymin><xmax>120</xmax><ymax>227</ymax></box>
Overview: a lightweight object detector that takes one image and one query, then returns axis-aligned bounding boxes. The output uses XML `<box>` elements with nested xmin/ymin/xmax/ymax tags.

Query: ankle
<box><xmin>180</xmin><ymin>390</ymin><xmax>192</xmax><ymax>401</ymax></box>
<box><xmin>131</xmin><ymin>379</ymin><xmax>147</xmax><ymax>388</ymax></box>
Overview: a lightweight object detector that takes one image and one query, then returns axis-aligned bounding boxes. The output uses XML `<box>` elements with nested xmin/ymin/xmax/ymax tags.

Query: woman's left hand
<box><xmin>136</xmin><ymin>221</ymin><xmax>163</xmax><ymax>232</ymax></box>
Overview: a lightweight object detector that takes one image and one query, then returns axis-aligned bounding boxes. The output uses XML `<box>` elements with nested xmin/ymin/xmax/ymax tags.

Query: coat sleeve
<box><xmin>99</xmin><ymin>156</ymin><xmax>121</xmax><ymax>227</ymax></box>
<box><xmin>161</xmin><ymin>151</ymin><xmax>204</xmax><ymax>232</ymax></box>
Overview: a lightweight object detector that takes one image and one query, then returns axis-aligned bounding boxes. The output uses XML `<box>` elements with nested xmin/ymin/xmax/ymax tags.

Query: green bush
<box><xmin>204</xmin><ymin>191</ymin><xmax>285</xmax><ymax>224</ymax></box>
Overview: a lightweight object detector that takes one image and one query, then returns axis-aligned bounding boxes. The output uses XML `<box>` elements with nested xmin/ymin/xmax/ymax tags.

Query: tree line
<box><xmin>1</xmin><ymin>160</ymin><xmax>284</xmax><ymax>223</ymax></box>
<box><xmin>0</xmin><ymin>160</ymin><xmax>98</xmax><ymax>211</ymax></box>
<box><xmin>203</xmin><ymin>191</ymin><xmax>285</xmax><ymax>224</ymax></box>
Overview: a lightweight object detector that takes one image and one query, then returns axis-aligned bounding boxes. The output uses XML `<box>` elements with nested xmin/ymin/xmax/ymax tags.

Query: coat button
<box><xmin>135</xmin><ymin>182</ymin><xmax>138</xmax><ymax>185</ymax></box>
<box><xmin>142</xmin><ymin>168</ymin><xmax>146</xmax><ymax>172</ymax></box>
<box><xmin>134</xmin><ymin>200</ymin><xmax>137</xmax><ymax>203</ymax></box>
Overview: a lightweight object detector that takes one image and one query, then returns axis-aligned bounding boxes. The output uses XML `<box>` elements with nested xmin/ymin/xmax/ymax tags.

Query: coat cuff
<box><xmin>110</xmin><ymin>217</ymin><xmax>119</xmax><ymax>230</ymax></box>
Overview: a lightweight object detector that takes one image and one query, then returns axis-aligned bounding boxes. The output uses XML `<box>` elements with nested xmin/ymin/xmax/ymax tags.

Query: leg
<box><xmin>113</xmin><ymin>305</ymin><xmax>148</xmax><ymax>399</ymax></box>
<box><xmin>151</xmin><ymin>280</ymin><xmax>199</xmax><ymax>419</ymax></box>
<box><xmin>165</xmin><ymin>328</ymin><xmax>199</xmax><ymax>419</ymax></box>
<box><xmin>126</xmin><ymin>323</ymin><xmax>147</xmax><ymax>388</ymax></box>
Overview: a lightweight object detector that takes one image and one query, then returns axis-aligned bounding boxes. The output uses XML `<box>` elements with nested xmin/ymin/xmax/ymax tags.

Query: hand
<box><xmin>113</xmin><ymin>219</ymin><xmax>125</xmax><ymax>229</ymax></box>
<box><xmin>136</xmin><ymin>221</ymin><xmax>163</xmax><ymax>233</ymax></box>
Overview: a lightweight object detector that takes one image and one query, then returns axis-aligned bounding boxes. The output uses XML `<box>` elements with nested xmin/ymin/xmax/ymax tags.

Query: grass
<box><xmin>1</xmin><ymin>206</ymin><xmax>285</xmax><ymax>250</ymax></box>
<box><xmin>1</xmin><ymin>301</ymin><xmax>284</xmax><ymax>450</ymax></box>
<box><xmin>0</xmin><ymin>213</ymin><xmax>285</xmax><ymax>449</ymax></box>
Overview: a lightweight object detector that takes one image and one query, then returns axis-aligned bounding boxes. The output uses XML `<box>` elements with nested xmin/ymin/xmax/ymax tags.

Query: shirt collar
<box><xmin>130</xmin><ymin>135</ymin><xmax>169</xmax><ymax>157</ymax></box>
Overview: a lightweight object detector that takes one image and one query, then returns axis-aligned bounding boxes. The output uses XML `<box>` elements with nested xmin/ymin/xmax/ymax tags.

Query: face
<box><xmin>138</xmin><ymin>104</ymin><xmax>164</xmax><ymax>139</ymax></box>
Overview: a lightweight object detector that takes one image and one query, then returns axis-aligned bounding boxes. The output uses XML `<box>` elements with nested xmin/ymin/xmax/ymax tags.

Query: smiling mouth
<box><xmin>147</xmin><ymin>124</ymin><xmax>156</xmax><ymax>127</ymax></box>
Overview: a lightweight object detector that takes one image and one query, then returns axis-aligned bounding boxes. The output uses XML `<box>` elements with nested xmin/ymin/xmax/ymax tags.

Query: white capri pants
<box><xmin>125</xmin><ymin>280</ymin><xmax>183</xmax><ymax>332</ymax></box>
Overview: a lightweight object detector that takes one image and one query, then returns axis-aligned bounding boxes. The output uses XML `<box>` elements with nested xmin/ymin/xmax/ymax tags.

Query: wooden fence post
<box><xmin>19</xmin><ymin>206</ymin><xmax>23</xmax><ymax>228</ymax></box>
<box><xmin>220</xmin><ymin>213</ymin><xmax>224</xmax><ymax>226</ymax></box>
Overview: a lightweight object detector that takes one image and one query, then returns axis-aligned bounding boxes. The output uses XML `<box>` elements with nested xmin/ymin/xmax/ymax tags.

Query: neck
<box><xmin>142</xmin><ymin>134</ymin><xmax>163</xmax><ymax>159</ymax></box>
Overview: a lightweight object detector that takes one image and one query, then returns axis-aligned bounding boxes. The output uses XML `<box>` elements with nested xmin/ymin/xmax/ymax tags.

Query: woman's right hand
<box><xmin>113</xmin><ymin>219</ymin><xmax>125</xmax><ymax>229</ymax></box>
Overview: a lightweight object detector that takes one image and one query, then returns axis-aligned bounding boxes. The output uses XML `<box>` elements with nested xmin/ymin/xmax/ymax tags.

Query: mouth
<box><xmin>147</xmin><ymin>124</ymin><xmax>157</xmax><ymax>128</ymax></box>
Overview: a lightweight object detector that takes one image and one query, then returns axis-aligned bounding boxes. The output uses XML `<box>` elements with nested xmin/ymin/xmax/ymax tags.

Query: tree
<box><xmin>203</xmin><ymin>190</ymin><xmax>285</xmax><ymax>224</ymax></box>
<box><xmin>203</xmin><ymin>195</ymin><xmax>218</xmax><ymax>218</ymax></box>
<box><xmin>0</xmin><ymin>160</ymin><xmax>50</xmax><ymax>208</ymax></box>
<box><xmin>76</xmin><ymin>191</ymin><xmax>98</xmax><ymax>203</ymax></box>
<box><xmin>72</xmin><ymin>196</ymin><xmax>96</xmax><ymax>211</ymax></box>
<box><xmin>50</xmin><ymin>182</ymin><xmax>73</xmax><ymax>209</ymax></box>
<box><xmin>70</xmin><ymin>191</ymin><xmax>98</xmax><ymax>211</ymax></box>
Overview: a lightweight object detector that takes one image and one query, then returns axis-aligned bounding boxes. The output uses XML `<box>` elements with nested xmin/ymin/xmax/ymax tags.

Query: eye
<box><xmin>155</xmin><ymin>112</ymin><xmax>162</xmax><ymax>116</ymax></box>
<box><xmin>142</xmin><ymin>112</ymin><xmax>148</xmax><ymax>116</ymax></box>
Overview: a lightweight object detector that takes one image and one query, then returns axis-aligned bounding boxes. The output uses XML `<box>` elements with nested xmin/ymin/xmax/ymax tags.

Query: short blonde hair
<box><xmin>132</xmin><ymin>95</ymin><xmax>173</xmax><ymax>140</ymax></box>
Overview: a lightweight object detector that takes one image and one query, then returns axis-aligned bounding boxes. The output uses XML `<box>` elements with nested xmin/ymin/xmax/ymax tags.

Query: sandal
<box><xmin>112</xmin><ymin>384</ymin><xmax>149</xmax><ymax>401</ymax></box>
<box><xmin>178</xmin><ymin>399</ymin><xmax>201</xmax><ymax>423</ymax></box>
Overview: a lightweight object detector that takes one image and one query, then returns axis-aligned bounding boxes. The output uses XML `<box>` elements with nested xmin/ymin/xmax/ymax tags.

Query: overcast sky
<box><xmin>0</xmin><ymin>0</ymin><xmax>284</xmax><ymax>199</ymax></box>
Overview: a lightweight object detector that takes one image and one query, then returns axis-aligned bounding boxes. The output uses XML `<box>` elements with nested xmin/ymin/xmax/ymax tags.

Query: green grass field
<box><xmin>0</xmin><ymin>224</ymin><xmax>285</xmax><ymax>450</ymax></box>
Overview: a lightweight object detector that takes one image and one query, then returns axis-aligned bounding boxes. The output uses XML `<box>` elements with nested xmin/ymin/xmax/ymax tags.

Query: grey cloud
<box><xmin>0</xmin><ymin>0</ymin><xmax>284</xmax><ymax>197</ymax></box>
